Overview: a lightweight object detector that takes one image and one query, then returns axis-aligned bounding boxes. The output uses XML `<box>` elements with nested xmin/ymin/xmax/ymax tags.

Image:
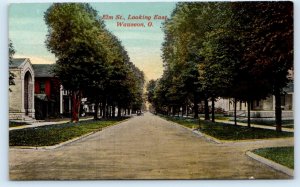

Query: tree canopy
<box><xmin>45</xmin><ymin>3</ymin><xmax>145</xmax><ymax>122</ymax></box>
<box><xmin>147</xmin><ymin>1</ymin><xmax>293</xmax><ymax>132</ymax></box>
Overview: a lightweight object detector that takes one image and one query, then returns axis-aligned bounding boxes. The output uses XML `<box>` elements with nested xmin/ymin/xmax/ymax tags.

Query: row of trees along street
<box><xmin>44</xmin><ymin>3</ymin><xmax>145</xmax><ymax>122</ymax></box>
<box><xmin>146</xmin><ymin>2</ymin><xmax>293</xmax><ymax>132</ymax></box>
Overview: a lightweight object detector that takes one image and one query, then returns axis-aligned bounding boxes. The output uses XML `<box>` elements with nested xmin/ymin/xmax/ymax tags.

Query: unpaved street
<box><xmin>9</xmin><ymin>112</ymin><xmax>292</xmax><ymax>179</ymax></box>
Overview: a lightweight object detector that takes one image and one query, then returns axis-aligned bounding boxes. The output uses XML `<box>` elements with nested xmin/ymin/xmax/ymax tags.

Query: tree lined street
<box><xmin>10</xmin><ymin>113</ymin><xmax>292</xmax><ymax>179</ymax></box>
<box><xmin>149</xmin><ymin>2</ymin><xmax>293</xmax><ymax>131</ymax></box>
<box><xmin>8</xmin><ymin>2</ymin><xmax>294</xmax><ymax>180</ymax></box>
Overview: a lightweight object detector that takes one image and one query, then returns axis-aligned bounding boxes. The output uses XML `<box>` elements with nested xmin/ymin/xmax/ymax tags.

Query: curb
<box><xmin>191</xmin><ymin>128</ymin><xmax>222</xmax><ymax>144</ymax></box>
<box><xmin>166</xmin><ymin>120</ymin><xmax>222</xmax><ymax>144</ymax></box>
<box><xmin>246</xmin><ymin>151</ymin><xmax>294</xmax><ymax>177</ymax></box>
<box><xmin>10</xmin><ymin>118</ymin><xmax>131</xmax><ymax>150</ymax></box>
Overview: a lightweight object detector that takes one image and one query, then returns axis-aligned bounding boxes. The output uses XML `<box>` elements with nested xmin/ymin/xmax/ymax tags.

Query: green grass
<box><xmin>9</xmin><ymin>121</ymin><xmax>29</xmax><ymax>127</ymax></box>
<box><xmin>253</xmin><ymin>147</ymin><xmax>294</xmax><ymax>169</ymax></box>
<box><xmin>9</xmin><ymin>118</ymin><xmax>127</xmax><ymax>146</ymax></box>
<box><xmin>161</xmin><ymin>115</ymin><xmax>293</xmax><ymax>140</ymax></box>
<box><xmin>198</xmin><ymin>114</ymin><xmax>230</xmax><ymax>121</ymax></box>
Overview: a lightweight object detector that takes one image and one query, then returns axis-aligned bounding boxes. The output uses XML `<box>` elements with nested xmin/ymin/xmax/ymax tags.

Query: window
<box><xmin>63</xmin><ymin>90</ymin><xmax>68</xmax><ymax>95</ymax></box>
<box><xmin>40</xmin><ymin>81</ymin><xmax>45</xmax><ymax>94</ymax></box>
<box><xmin>256</xmin><ymin>100</ymin><xmax>260</xmax><ymax>107</ymax></box>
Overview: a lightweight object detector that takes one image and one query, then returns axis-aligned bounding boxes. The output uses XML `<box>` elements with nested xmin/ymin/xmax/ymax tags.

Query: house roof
<box><xmin>9</xmin><ymin>58</ymin><xmax>27</xmax><ymax>68</ymax></box>
<box><xmin>32</xmin><ymin>64</ymin><xmax>55</xmax><ymax>78</ymax></box>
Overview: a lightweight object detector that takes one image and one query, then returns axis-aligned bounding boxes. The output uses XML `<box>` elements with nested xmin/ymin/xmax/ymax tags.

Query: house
<box><xmin>32</xmin><ymin>64</ymin><xmax>62</xmax><ymax>119</ymax></box>
<box><xmin>9</xmin><ymin>58</ymin><xmax>73</xmax><ymax>120</ymax></box>
<box><xmin>214</xmin><ymin>81</ymin><xmax>293</xmax><ymax>118</ymax></box>
<box><xmin>9</xmin><ymin>58</ymin><xmax>35</xmax><ymax>120</ymax></box>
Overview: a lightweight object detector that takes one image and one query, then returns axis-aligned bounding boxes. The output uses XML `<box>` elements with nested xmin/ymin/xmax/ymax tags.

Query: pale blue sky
<box><xmin>9</xmin><ymin>2</ymin><xmax>176</xmax><ymax>80</ymax></box>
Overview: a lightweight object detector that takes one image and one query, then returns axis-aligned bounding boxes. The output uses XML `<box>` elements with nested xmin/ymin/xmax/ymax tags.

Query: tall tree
<box><xmin>232</xmin><ymin>2</ymin><xmax>293</xmax><ymax>131</ymax></box>
<box><xmin>44</xmin><ymin>3</ymin><xmax>107</xmax><ymax>122</ymax></box>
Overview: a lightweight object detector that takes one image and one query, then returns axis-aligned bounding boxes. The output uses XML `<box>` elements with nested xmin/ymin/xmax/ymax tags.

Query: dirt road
<box><xmin>9</xmin><ymin>112</ymin><xmax>292</xmax><ymax>179</ymax></box>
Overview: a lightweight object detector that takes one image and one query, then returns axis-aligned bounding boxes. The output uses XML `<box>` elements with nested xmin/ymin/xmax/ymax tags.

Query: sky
<box><xmin>9</xmin><ymin>2</ymin><xmax>176</xmax><ymax>81</ymax></box>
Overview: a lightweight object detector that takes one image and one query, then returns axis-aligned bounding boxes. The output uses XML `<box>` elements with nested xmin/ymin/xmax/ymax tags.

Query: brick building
<box><xmin>32</xmin><ymin>64</ymin><xmax>62</xmax><ymax>120</ymax></box>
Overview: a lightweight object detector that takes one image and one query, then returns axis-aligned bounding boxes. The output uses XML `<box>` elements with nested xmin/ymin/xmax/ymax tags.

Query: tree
<box><xmin>160</xmin><ymin>3</ymin><xmax>209</xmax><ymax>118</ymax></box>
<box><xmin>9</xmin><ymin>40</ymin><xmax>16</xmax><ymax>90</ymax></box>
<box><xmin>232</xmin><ymin>2</ymin><xmax>293</xmax><ymax>131</ymax></box>
<box><xmin>152</xmin><ymin>1</ymin><xmax>293</xmax><ymax>132</ymax></box>
<box><xmin>45</xmin><ymin>3</ymin><xmax>107</xmax><ymax>122</ymax></box>
<box><xmin>198</xmin><ymin>3</ymin><xmax>235</xmax><ymax>122</ymax></box>
<box><xmin>146</xmin><ymin>80</ymin><xmax>157</xmax><ymax>104</ymax></box>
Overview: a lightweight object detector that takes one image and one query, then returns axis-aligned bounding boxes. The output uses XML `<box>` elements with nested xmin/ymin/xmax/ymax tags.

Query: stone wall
<box><xmin>9</xmin><ymin>69</ymin><xmax>22</xmax><ymax>113</ymax></box>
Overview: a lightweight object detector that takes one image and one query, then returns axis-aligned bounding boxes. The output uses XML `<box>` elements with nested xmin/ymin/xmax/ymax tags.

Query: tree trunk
<box><xmin>112</xmin><ymin>104</ymin><xmax>116</xmax><ymax>118</ymax></box>
<box><xmin>211</xmin><ymin>97</ymin><xmax>215</xmax><ymax>122</ymax></box>
<box><xmin>128</xmin><ymin>108</ymin><xmax>131</xmax><ymax>115</ymax></box>
<box><xmin>204</xmin><ymin>98</ymin><xmax>210</xmax><ymax>120</ymax></box>
<box><xmin>193</xmin><ymin>97</ymin><xmax>199</xmax><ymax>119</ymax></box>
<box><xmin>100</xmin><ymin>103</ymin><xmax>103</xmax><ymax>117</ymax></box>
<box><xmin>172</xmin><ymin>106</ymin><xmax>175</xmax><ymax>116</ymax></box>
<box><xmin>117</xmin><ymin>103</ymin><xmax>121</xmax><ymax>117</ymax></box>
<box><xmin>234</xmin><ymin>98</ymin><xmax>237</xmax><ymax>125</ymax></box>
<box><xmin>109</xmin><ymin>106</ymin><xmax>112</xmax><ymax>118</ymax></box>
<box><xmin>94</xmin><ymin>102</ymin><xmax>99</xmax><ymax>120</ymax></box>
<box><xmin>102</xmin><ymin>100</ymin><xmax>106</xmax><ymax>119</ymax></box>
<box><xmin>71</xmin><ymin>90</ymin><xmax>82</xmax><ymax>123</ymax></box>
<box><xmin>106</xmin><ymin>104</ymin><xmax>109</xmax><ymax>118</ymax></box>
<box><xmin>186</xmin><ymin>106</ymin><xmax>188</xmax><ymax>117</ymax></box>
<box><xmin>247</xmin><ymin>99</ymin><xmax>251</xmax><ymax>127</ymax></box>
<box><xmin>275</xmin><ymin>91</ymin><xmax>282</xmax><ymax>132</ymax></box>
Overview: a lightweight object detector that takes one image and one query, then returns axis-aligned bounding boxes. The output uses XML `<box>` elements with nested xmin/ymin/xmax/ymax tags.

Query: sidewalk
<box><xmin>9</xmin><ymin>117</ymin><xmax>94</xmax><ymax>131</ymax></box>
<box><xmin>215</xmin><ymin>119</ymin><xmax>294</xmax><ymax>133</ymax></box>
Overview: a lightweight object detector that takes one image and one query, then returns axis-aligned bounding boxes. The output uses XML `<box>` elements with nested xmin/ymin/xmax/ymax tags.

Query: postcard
<box><xmin>8</xmin><ymin>1</ymin><xmax>294</xmax><ymax>180</ymax></box>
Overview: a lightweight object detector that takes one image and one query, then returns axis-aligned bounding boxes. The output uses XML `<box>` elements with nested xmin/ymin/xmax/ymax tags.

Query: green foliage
<box><xmin>253</xmin><ymin>147</ymin><xmax>294</xmax><ymax>169</ymax></box>
<box><xmin>146</xmin><ymin>80</ymin><xmax>157</xmax><ymax>104</ymax></box>
<box><xmin>150</xmin><ymin>2</ymin><xmax>293</xmax><ymax>129</ymax></box>
<box><xmin>44</xmin><ymin>3</ymin><xmax>106</xmax><ymax>91</ymax></box>
<box><xmin>44</xmin><ymin>3</ymin><xmax>145</xmax><ymax>120</ymax></box>
<box><xmin>9</xmin><ymin>40</ymin><xmax>16</xmax><ymax>88</ymax></box>
<box><xmin>9</xmin><ymin>121</ymin><xmax>29</xmax><ymax>128</ymax></box>
<box><xmin>9</xmin><ymin>118</ymin><xmax>127</xmax><ymax>146</ymax></box>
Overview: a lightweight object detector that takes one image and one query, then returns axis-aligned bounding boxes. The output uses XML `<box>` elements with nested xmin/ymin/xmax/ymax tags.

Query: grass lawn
<box><xmin>161</xmin><ymin>115</ymin><xmax>293</xmax><ymax>140</ymax></box>
<box><xmin>199</xmin><ymin>114</ymin><xmax>230</xmax><ymax>121</ymax></box>
<box><xmin>9</xmin><ymin>118</ymin><xmax>127</xmax><ymax>146</ymax></box>
<box><xmin>9</xmin><ymin>121</ymin><xmax>29</xmax><ymax>128</ymax></box>
<box><xmin>253</xmin><ymin>147</ymin><xmax>294</xmax><ymax>169</ymax></box>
